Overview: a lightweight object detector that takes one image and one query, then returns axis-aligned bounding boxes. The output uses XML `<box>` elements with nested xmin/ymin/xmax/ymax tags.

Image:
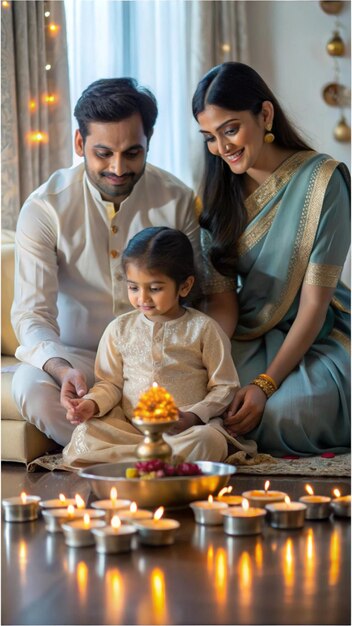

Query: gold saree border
<box><xmin>237</xmin><ymin>200</ymin><xmax>280</xmax><ymax>257</ymax></box>
<box><xmin>332</xmin><ymin>296</ymin><xmax>351</xmax><ymax>314</ymax></box>
<box><xmin>304</xmin><ymin>262</ymin><xmax>342</xmax><ymax>288</ymax></box>
<box><xmin>235</xmin><ymin>158</ymin><xmax>340</xmax><ymax>340</ymax></box>
<box><xmin>330</xmin><ymin>329</ymin><xmax>351</xmax><ymax>353</ymax></box>
<box><xmin>245</xmin><ymin>151</ymin><xmax>317</xmax><ymax>223</ymax></box>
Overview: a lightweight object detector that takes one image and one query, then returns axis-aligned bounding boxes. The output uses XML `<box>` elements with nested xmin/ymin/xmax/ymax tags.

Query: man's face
<box><xmin>75</xmin><ymin>113</ymin><xmax>149</xmax><ymax>204</ymax></box>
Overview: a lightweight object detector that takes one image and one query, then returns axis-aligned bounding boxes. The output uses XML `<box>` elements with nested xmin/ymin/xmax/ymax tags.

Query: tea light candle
<box><xmin>221</xmin><ymin>498</ymin><xmax>266</xmax><ymax>535</ymax></box>
<box><xmin>242</xmin><ymin>481</ymin><xmax>287</xmax><ymax>508</ymax></box>
<box><xmin>215</xmin><ymin>486</ymin><xmax>243</xmax><ymax>507</ymax></box>
<box><xmin>2</xmin><ymin>492</ymin><xmax>41</xmax><ymax>522</ymax></box>
<box><xmin>91</xmin><ymin>487</ymin><xmax>131</xmax><ymax>521</ymax></box>
<box><xmin>134</xmin><ymin>506</ymin><xmax>180</xmax><ymax>545</ymax></box>
<box><xmin>299</xmin><ymin>484</ymin><xmax>331</xmax><ymax>519</ymax></box>
<box><xmin>118</xmin><ymin>501</ymin><xmax>153</xmax><ymax>524</ymax></box>
<box><xmin>331</xmin><ymin>489</ymin><xmax>351</xmax><ymax>518</ymax></box>
<box><xmin>266</xmin><ymin>496</ymin><xmax>307</xmax><ymax>529</ymax></box>
<box><xmin>190</xmin><ymin>495</ymin><xmax>228</xmax><ymax>525</ymax></box>
<box><xmin>42</xmin><ymin>505</ymin><xmax>105</xmax><ymax>533</ymax></box>
<box><xmin>92</xmin><ymin>514</ymin><xmax>137</xmax><ymax>553</ymax></box>
<box><xmin>62</xmin><ymin>513</ymin><xmax>106</xmax><ymax>547</ymax></box>
<box><xmin>39</xmin><ymin>493</ymin><xmax>78</xmax><ymax>510</ymax></box>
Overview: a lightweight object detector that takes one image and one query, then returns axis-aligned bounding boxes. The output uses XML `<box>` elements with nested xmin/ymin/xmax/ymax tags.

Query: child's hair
<box><xmin>122</xmin><ymin>227</ymin><xmax>195</xmax><ymax>288</ymax></box>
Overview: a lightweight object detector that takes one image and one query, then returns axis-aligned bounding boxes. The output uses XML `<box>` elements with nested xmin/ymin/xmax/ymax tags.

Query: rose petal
<box><xmin>320</xmin><ymin>452</ymin><xmax>335</xmax><ymax>459</ymax></box>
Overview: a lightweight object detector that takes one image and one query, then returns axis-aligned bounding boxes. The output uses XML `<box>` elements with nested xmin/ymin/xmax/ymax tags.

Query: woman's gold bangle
<box><xmin>250</xmin><ymin>374</ymin><xmax>277</xmax><ymax>398</ymax></box>
<box><xmin>257</xmin><ymin>373</ymin><xmax>278</xmax><ymax>391</ymax></box>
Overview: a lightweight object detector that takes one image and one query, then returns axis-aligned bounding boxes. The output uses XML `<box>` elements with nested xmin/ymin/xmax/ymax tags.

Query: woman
<box><xmin>192</xmin><ymin>62</ymin><xmax>350</xmax><ymax>457</ymax></box>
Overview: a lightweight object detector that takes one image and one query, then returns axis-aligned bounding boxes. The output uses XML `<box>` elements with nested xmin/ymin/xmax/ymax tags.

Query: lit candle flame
<box><xmin>154</xmin><ymin>506</ymin><xmax>164</xmax><ymax>521</ymax></box>
<box><xmin>305</xmin><ymin>484</ymin><xmax>314</xmax><ymax>496</ymax></box>
<box><xmin>264</xmin><ymin>480</ymin><xmax>270</xmax><ymax>492</ymax></box>
<box><xmin>130</xmin><ymin>502</ymin><xmax>137</xmax><ymax>513</ymax></box>
<box><xmin>242</xmin><ymin>498</ymin><xmax>249</xmax><ymax>511</ymax></box>
<box><xmin>67</xmin><ymin>504</ymin><xmax>75</xmax><ymax>517</ymax></box>
<box><xmin>284</xmin><ymin>495</ymin><xmax>291</xmax><ymax>505</ymax></box>
<box><xmin>333</xmin><ymin>488</ymin><xmax>341</xmax><ymax>498</ymax></box>
<box><xmin>152</xmin><ymin>382</ymin><xmax>158</xmax><ymax>388</ymax></box>
<box><xmin>208</xmin><ymin>495</ymin><xmax>214</xmax><ymax>504</ymax></box>
<box><xmin>59</xmin><ymin>493</ymin><xmax>66</xmax><ymax>502</ymax></box>
<box><xmin>28</xmin><ymin>99</ymin><xmax>36</xmax><ymax>111</ymax></box>
<box><xmin>75</xmin><ymin>494</ymin><xmax>85</xmax><ymax>509</ymax></box>
<box><xmin>83</xmin><ymin>513</ymin><xmax>91</xmax><ymax>528</ymax></box>
<box><xmin>111</xmin><ymin>515</ymin><xmax>121</xmax><ymax>530</ymax></box>
<box><xmin>218</xmin><ymin>486</ymin><xmax>233</xmax><ymax>497</ymax></box>
<box><xmin>20</xmin><ymin>492</ymin><xmax>27</xmax><ymax>504</ymax></box>
<box><xmin>110</xmin><ymin>487</ymin><xmax>118</xmax><ymax>503</ymax></box>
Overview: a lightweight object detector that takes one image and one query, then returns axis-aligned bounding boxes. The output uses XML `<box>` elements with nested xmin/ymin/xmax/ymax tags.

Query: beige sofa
<box><xmin>1</xmin><ymin>230</ymin><xmax>57</xmax><ymax>463</ymax></box>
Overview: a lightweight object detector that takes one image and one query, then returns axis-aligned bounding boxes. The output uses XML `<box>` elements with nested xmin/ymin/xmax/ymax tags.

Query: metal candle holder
<box><xmin>132</xmin><ymin>417</ymin><xmax>178</xmax><ymax>461</ymax></box>
<box><xmin>298</xmin><ymin>495</ymin><xmax>331</xmax><ymax>520</ymax></box>
<box><xmin>2</xmin><ymin>495</ymin><xmax>41</xmax><ymax>522</ymax></box>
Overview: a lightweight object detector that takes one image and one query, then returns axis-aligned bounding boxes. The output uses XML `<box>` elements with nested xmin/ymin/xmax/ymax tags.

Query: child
<box><xmin>62</xmin><ymin>227</ymin><xmax>256</xmax><ymax>467</ymax></box>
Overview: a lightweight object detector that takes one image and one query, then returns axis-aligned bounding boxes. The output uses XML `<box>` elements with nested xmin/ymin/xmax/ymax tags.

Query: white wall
<box><xmin>246</xmin><ymin>0</ymin><xmax>351</xmax><ymax>284</ymax></box>
<box><xmin>246</xmin><ymin>0</ymin><xmax>351</xmax><ymax>165</ymax></box>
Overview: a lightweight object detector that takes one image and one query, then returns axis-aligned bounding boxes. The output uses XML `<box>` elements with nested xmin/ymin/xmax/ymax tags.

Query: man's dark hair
<box><xmin>74</xmin><ymin>78</ymin><xmax>158</xmax><ymax>142</ymax></box>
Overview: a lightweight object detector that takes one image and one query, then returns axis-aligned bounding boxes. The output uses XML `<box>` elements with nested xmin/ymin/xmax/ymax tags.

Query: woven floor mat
<box><xmin>27</xmin><ymin>451</ymin><xmax>351</xmax><ymax>477</ymax></box>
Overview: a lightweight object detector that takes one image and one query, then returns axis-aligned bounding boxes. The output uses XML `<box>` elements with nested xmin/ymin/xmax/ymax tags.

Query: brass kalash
<box><xmin>132</xmin><ymin>383</ymin><xmax>179</xmax><ymax>461</ymax></box>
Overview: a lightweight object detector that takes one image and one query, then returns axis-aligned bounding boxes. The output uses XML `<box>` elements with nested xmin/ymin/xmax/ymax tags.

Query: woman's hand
<box><xmin>223</xmin><ymin>385</ymin><xmax>267</xmax><ymax>436</ymax></box>
<box><xmin>167</xmin><ymin>411</ymin><xmax>203</xmax><ymax>435</ymax></box>
<box><xmin>65</xmin><ymin>398</ymin><xmax>98</xmax><ymax>425</ymax></box>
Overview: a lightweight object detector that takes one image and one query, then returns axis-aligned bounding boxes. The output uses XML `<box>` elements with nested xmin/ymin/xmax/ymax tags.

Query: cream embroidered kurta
<box><xmin>63</xmin><ymin>308</ymin><xmax>257</xmax><ymax>466</ymax></box>
<box><xmin>84</xmin><ymin>307</ymin><xmax>240</xmax><ymax>421</ymax></box>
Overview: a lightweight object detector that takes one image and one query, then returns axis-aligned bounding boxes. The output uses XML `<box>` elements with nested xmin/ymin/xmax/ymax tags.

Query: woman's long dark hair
<box><xmin>192</xmin><ymin>62</ymin><xmax>312</xmax><ymax>277</ymax></box>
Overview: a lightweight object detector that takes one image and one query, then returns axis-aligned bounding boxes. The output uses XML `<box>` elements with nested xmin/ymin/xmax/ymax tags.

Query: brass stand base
<box><xmin>132</xmin><ymin>418</ymin><xmax>178</xmax><ymax>461</ymax></box>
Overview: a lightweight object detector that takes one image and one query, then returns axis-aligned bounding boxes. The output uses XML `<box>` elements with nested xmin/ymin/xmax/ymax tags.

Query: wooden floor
<box><xmin>2</xmin><ymin>463</ymin><xmax>351</xmax><ymax>626</ymax></box>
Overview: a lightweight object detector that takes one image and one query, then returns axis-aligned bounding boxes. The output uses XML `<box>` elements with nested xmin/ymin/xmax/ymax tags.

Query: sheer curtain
<box><xmin>64</xmin><ymin>0</ymin><xmax>248</xmax><ymax>190</ymax></box>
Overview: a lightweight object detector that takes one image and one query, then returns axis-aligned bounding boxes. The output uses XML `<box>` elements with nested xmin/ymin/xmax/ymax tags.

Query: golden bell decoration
<box><xmin>326</xmin><ymin>32</ymin><xmax>345</xmax><ymax>56</ymax></box>
<box><xmin>320</xmin><ymin>1</ymin><xmax>343</xmax><ymax>14</ymax></box>
<box><xmin>333</xmin><ymin>116</ymin><xmax>351</xmax><ymax>143</ymax></box>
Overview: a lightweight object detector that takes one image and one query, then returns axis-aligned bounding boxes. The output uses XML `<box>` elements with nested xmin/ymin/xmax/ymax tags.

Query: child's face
<box><xmin>125</xmin><ymin>264</ymin><xmax>193</xmax><ymax>322</ymax></box>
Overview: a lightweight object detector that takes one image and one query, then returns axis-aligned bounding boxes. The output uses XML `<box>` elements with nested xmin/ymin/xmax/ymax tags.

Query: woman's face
<box><xmin>197</xmin><ymin>103</ymin><xmax>272</xmax><ymax>175</ymax></box>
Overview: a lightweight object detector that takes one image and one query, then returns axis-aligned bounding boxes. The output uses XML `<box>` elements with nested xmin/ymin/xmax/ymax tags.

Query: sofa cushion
<box><xmin>1</xmin><ymin>419</ymin><xmax>58</xmax><ymax>463</ymax></box>
<box><xmin>1</xmin><ymin>230</ymin><xmax>19</xmax><ymax>356</ymax></box>
<box><xmin>1</xmin><ymin>355</ymin><xmax>22</xmax><ymax>420</ymax></box>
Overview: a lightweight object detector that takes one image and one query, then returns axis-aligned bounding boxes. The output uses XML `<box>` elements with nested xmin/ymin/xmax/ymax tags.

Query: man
<box><xmin>11</xmin><ymin>78</ymin><xmax>202</xmax><ymax>447</ymax></box>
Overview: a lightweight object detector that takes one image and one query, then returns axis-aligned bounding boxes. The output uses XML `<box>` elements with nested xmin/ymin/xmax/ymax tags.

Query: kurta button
<box><xmin>111</xmin><ymin>225</ymin><xmax>118</xmax><ymax>234</ymax></box>
<box><xmin>110</xmin><ymin>249</ymin><xmax>119</xmax><ymax>258</ymax></box>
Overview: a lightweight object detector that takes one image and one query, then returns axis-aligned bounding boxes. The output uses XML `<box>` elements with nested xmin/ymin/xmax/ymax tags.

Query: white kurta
<box><xmin>63</xmin><ymin>308</ymin><xmax>257</xmax><ymax>466</ymax></box>
<box><xmin>12</xmin><ymin>162</ymin><xmax>201</xmax><ymax>368</ymax></box>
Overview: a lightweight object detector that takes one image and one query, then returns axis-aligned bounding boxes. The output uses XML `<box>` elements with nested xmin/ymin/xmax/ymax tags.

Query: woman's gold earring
<box><xmin>264</xmin><ymin>125</ymin><xmax>275</xmax><ymax>144</ymax></box>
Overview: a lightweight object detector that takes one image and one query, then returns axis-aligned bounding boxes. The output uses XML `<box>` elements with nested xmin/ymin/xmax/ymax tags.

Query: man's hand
<box><xmin>223</xmin><ymin>385</ymin><xmax>267</xmax><ymax>436</ymax></box>
<box><xmin>65</xmin><ymin>398</ymin><xmax>98</xmax><ymax>425</ymax></box>
<box><xmin>60</xmin><ymin>369</ymin><xmax>89</xmax><ymax>411</ymax></box>
<box><xmin>167</xmin><ymin>411</ymin><xmax>203</xmax><ymax>435</ymax></box>
<box><xmin>43</xmin><ymin>357</ymin><xmax>88</xmax><ymax>410</ymax></box>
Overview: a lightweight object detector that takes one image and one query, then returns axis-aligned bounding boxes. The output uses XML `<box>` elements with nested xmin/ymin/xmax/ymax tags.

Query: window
<box><xmin>64</xmin><ymin>0</ymin><xmax>194</xmax><ymax>187</ymax></box>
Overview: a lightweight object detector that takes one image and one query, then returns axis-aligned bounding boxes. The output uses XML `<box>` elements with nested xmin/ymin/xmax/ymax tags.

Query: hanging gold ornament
<box><xmin>326</xmin><ymin>31</ymin><xmax>345</xmax><ymax>56</ymax></box>
<box><xmin>333</xmin><ymin>116</ymin><xmax>351</xmax><ymax>142</ymax></box>
<box><xmin>319</xmin><ymin>1</ymin><xmax>343</xmax><ymax>14</ymax></box>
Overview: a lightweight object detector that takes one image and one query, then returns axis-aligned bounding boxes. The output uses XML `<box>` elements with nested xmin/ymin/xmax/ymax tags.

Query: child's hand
<box><xmin>167</xmin><ymin>411</ymin><xmax>203</xmax><ymax>435</ymax></box>
<box><xmin>65</xmin><ymin>398</ymin><xmax>98</xmax><ymax>425</ymax></box>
